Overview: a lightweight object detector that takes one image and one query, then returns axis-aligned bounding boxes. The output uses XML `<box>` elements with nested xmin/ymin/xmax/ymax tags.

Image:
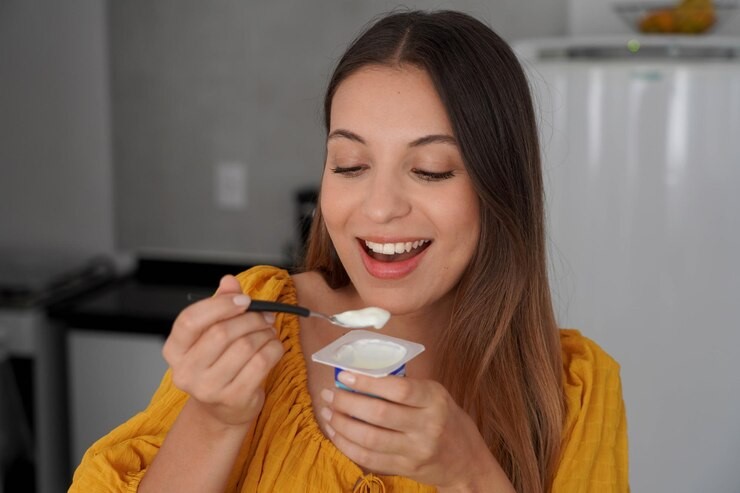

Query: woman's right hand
<box><xmin>162</xmin><ymin>274</ymin><xmax>285</xmax><ymax>427</ymax></box>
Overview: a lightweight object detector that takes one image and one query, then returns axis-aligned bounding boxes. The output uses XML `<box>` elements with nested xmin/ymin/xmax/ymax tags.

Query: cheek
<box><xmin>450</xmin><ymin>202</ymin><xmax>481</xmax><ymax>265</ymax></box>
<box><xmin>441</xmin><ymin>190</ymin><xmax>480</xmax><ymax>244</ymax></box>
<box><xmin>319</xmin><ymin>182</ymin><xmax>350</xmax><ymax>241</ymax></box>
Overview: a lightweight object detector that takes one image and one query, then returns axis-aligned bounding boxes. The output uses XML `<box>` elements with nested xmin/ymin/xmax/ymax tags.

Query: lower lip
<box><xmin>358</xmin><ymin>241</ymin><xmax>429</xmax><ymax>280</ymax></box>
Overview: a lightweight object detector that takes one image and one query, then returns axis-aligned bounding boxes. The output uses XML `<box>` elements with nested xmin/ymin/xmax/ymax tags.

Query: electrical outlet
<box><xmin>214</xmin><ymin>161</ymin><xmax>247</xmax><ymax>210</ymax></box>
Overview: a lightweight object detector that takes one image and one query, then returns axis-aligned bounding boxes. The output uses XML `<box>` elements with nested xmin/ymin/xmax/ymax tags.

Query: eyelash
<box><xmin>330</xmin><ymin>166</ymin><xmax>455</xmax><ymax>182</ymax></box>
<box><xmin>413</xmin><ymin>169</ymin><xmax>455</xmax><ymax>182</ymax></box>
<box><xmin>330</xmin><ymin>165</ymin><xmax>365</xmax><ymax>177</ymax></box>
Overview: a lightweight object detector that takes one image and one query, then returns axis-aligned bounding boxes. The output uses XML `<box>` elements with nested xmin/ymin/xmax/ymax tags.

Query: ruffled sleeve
<box><xmin>68</xmin><ymin>265</ymin><xmax>294</xmax><ymax>493</ymax></box>
<box><xmin>552</xmin><ymin>329</ymin><xmax>630</xmax><ymax>492</ymax></box>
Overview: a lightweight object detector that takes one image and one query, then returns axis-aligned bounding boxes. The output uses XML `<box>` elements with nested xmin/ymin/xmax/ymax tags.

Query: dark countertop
<box><xmin>47</xmin><ymin>258</ymin><xmax>291</xmax><ymax>336</ymax></box>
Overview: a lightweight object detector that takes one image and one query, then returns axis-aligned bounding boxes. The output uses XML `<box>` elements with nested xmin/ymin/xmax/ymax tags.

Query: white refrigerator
<box><xmin>515</xmin><ymin>37</ymin><xmax>740</xmax><ymax>492</ymax></box>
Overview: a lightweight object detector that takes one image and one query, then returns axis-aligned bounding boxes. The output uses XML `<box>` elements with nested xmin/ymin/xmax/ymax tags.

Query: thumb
<box><xmin>215</xmin><ymin>274</ymin><xmax>244</xmax><ymax>296</ymax></box>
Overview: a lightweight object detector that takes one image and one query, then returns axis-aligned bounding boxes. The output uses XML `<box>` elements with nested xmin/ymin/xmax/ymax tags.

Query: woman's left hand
<box><xmin>318</xmin><ymin>371</ymin><xmax>515</xmax><ymax>492</ymax></box>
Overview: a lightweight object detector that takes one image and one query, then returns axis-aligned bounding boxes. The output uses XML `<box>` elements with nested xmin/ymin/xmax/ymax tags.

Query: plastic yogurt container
<box><xmin>311</xmin><ymin>330</ymin><xmax>425</xmax><ymax>391</ymax></box>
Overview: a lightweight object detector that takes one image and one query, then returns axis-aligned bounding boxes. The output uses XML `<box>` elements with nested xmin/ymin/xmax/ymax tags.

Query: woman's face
<box><xmin>321</xmin><ymin>65</ymin><xmax>481</xmax><ymax>315</ymax></box>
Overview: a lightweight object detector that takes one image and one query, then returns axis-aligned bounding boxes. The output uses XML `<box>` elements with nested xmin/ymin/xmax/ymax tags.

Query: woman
<box><xmin>70</xmin><ymin>10</ymin><xmax>628</xmax><ymax>493</ymax></box>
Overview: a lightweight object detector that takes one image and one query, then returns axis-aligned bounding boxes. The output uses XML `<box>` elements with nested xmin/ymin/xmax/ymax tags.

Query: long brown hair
<box><xmin>303</xmin><ymin>10</ymin><xmax>564</xmax><ymax>492</ymax></box>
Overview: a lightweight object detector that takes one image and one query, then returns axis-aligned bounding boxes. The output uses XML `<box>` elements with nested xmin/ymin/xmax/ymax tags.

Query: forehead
<box><xmin>329</xmin><ymin>65</ymin><xmax>454</xmax><ymax>140</ymax></box>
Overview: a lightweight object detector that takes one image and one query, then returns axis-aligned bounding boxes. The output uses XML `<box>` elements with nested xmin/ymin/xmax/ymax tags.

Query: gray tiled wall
<box><xmin>110</xmin><ymin>0</ymin><xmax>568</xmax><ymax>262</ymax></box>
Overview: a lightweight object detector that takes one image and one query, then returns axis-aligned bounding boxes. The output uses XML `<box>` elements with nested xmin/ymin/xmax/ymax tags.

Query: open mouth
<box><xmin>360</xmin><ymin>239</ymin><xmax>432</xmax><ymax>263</ymax></box>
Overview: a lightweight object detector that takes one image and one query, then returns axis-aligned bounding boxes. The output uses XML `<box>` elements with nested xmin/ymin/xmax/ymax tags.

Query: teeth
<box><xmin>364</xmin><ymin>239</ymin><xmax>429</xmax><ymax>255</ymax></box>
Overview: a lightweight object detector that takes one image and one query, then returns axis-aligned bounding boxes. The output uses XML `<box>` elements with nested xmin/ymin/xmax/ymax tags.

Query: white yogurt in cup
<box><xmin>311</xmin><ymin>330</ymin><xmax>425</xmax><ymax>393</ymax></box>
<box><xmin>334</xmin><ymin>339</ymin><xmax>407</xmax><ymax>369</ymax></box>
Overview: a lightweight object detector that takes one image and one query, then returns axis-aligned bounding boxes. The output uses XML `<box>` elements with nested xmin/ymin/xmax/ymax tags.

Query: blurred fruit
<box><xmin>639</xmin><ymin>9</ymin><xmax>678</xmax><ymax>31</ymax></box>
<box><xmin>639</xmin><ymin>0</ymin><xmax>717</xmax><ymax>33</ymax></box>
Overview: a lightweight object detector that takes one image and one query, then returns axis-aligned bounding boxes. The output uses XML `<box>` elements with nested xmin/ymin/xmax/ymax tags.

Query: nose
<box><xmin>360</xmin><ymin>168</ymin><xmax>411</xmax><ymax>224</ymax></box>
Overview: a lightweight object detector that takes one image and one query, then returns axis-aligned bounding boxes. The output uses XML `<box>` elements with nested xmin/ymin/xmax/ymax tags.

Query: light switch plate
<box><xmin>214</xmin><ymin>161</ymin><xmax>247</xmax><ymax>210</ymax></box>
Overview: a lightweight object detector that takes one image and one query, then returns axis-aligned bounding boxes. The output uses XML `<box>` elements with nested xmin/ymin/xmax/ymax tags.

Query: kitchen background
<box><xmin>1</xmin><ymin>0</ymin><xmax>739</xmax><ymax>492</ymax></box>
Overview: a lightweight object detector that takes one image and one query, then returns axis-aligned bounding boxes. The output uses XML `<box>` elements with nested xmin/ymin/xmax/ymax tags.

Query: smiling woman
<box><xmin>69</xmin><ymin>10</ymin><xmax>628</xmax><ymax>493</ymax></box>
<box><xmin>319</xmin><ymin>64</ymin><xmax>480</xmax><ymax>302</ymax></box>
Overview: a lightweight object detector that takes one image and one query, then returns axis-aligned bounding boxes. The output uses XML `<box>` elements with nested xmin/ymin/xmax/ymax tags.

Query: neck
<box><xmin>382</xmin><ymin>302</ymin><xmax>450</xmax><ymax>347</ymax></box>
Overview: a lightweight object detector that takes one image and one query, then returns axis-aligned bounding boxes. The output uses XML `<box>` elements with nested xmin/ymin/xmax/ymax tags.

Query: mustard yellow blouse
<box><xmin>69</xmin><ymin>266</ymin><xmax>629</xmax><ymax>492</ymax></box>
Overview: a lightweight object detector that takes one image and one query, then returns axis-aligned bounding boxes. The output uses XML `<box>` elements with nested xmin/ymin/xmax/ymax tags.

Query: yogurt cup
<box><xmin>311</xmin><ymin>330</ymin><xmax>425</xmax><ymax>391</ymax></box>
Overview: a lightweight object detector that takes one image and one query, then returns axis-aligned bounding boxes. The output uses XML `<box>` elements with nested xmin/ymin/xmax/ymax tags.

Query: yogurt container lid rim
<box><xmin>311</xmin><ymin>329</ymin><xmax>425</xmax><ymax>377</ymax></box>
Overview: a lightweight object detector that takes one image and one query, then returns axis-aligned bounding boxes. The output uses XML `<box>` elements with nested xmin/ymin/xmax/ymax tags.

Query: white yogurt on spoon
<box><xmin>332</xmin><ymin>307</ymin><xmax>391</xmax><ymax>329</ymax></box>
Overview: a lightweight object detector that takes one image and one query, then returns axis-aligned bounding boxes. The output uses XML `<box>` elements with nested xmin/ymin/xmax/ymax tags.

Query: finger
<box><xmin>325</xmin><ymin>422</ymin><xmax>402</xmax><ymax>475</ymax></box>
<box><xmin>185</xmin><ymin>312</ymin><xmax>274</xmax><ymax>370</ymax></box>
<box><xmin>336</xmin><ymin>371</ymin><xmax>438</xmax><ymax>408</ymax></box>
<box><xmin>201</xmin><ymin>327</ymin><xmax>277</xmax><ymax>385</ymax></box>
<box><xmin>322</xmin><ymin>387</ymin><xmax>416</xmax><ymax>432</ymax></box>
<box><xmin>165</xmin><ymin>292</ymin><xmax>252</xmax><ymax>357</ymax></box>
<box><xmin>166</xmin><ymin>274</ymin><xmax>246</xmax><ymax>355</ymax></box>
<box><xmin>225</xmin><ymin>338</ymin><xmax>285</xmax><ymax>395</ymax></box>
<box><xmin>320</xmin><ymin>405</ymin><xmax>406</xmax><ymax>455</ymax></box>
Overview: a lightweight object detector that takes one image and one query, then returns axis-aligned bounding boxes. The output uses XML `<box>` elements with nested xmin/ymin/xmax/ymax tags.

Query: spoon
<box><xmin>249</xmin><ymin>300</ymin><xmax>390</xmax><ymax>329</ymax></box>
<box><xmin>187</xmin><ymin>295</ymin><xmax>389</xmax><ymax>329</ymax></box>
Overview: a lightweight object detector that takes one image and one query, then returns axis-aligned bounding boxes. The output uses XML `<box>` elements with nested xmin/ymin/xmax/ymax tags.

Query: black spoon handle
<box><xmin>186</xmin><ymin>295</ymin><xmax>312</xmax><ymax>318</ymax></box>
<box><xmin>247</xmin><ymin>300</ymin><xmax>311</xmax><ymax>318</ymax></box>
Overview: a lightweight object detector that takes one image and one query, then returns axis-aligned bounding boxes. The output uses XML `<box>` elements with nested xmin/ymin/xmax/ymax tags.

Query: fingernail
<box><xmin>337</xmin><ymin>371</ymin><xmax>355</xmax><ymax>385</ymax></box>
<box><xmin>320</xmin><ymin>388</ymin><xmax>334</xmax><ymax>403</ymax></box>
<box><xmin>232</xmin><ymin>294</ymin><xmax>250</xmax><ymax>306</ymax></box>
<box><xmin>320</xmin><ymin>407</ymin><xmax>333</xmax><ymax>421</ymax></box>
<box><xmin>324</xmin><ymin>424</ymin><xmax>335</xmax><ymax>438</ymax></box>
<box><xmin>264</xmin><ymin>312</ymin><xmax>276</xmax><ymax>324</ymax></box>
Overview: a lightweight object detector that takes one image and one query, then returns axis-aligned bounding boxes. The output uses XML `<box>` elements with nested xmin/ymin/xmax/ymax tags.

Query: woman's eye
<box><xmin>413</xmin><ymin>169</ymin><xmax>455</xmax><ymax>181</ymax></box>
<box><xmin>330</xmin><ymin>165</ymin><xmax>366</xmax><ymax>177</ymax></box>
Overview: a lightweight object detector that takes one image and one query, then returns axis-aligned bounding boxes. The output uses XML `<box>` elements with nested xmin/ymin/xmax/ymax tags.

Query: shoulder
<box><xmin>559</xmin><ymin>328</ymin><xmax>621</xmax><ymax>377</ymax></box>
<box><xmin>559</xmin><ymin>328</ymin><xmax>623</xmax><ymax>417</ymax></box>
<box><xmin>234</xmin><ymin>265</ymin><xmax>293</xmax><ymax>301</ymax></box>
<box><xmin>554</xmin><ymin>329</ymin><xmax>629</xmax><ymax>490</ymax></box>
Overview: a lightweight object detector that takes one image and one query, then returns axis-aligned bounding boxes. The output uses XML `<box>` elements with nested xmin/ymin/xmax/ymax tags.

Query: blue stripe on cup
<box><xmin>334</xmin><ymin>365</ymin><xmax>406</xmax><ymax>395</ymax></box>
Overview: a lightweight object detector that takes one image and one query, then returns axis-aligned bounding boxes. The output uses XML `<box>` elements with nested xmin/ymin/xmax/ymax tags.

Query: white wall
<box><xmin>0</xmin><ymin>0</ymin><xmax>115</xmax><ymax>257</ymax></box>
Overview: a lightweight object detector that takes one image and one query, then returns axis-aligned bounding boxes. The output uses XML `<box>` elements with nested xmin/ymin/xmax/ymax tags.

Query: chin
<box><xmin>350</xmin><ymin>282</ymin><xmax>431</xmax><ymax>316</ymax></box>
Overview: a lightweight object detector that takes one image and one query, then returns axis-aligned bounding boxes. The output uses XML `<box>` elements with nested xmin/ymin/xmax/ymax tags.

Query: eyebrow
<box><xmin>327</xmin><ymin>129</ymin><xmax>457</xmax><ymax>148</ymax></box>
<box><xmin>409</xmin><ymin>134</ymin><xmax>457</xmax><ymax>147</ymax></box>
